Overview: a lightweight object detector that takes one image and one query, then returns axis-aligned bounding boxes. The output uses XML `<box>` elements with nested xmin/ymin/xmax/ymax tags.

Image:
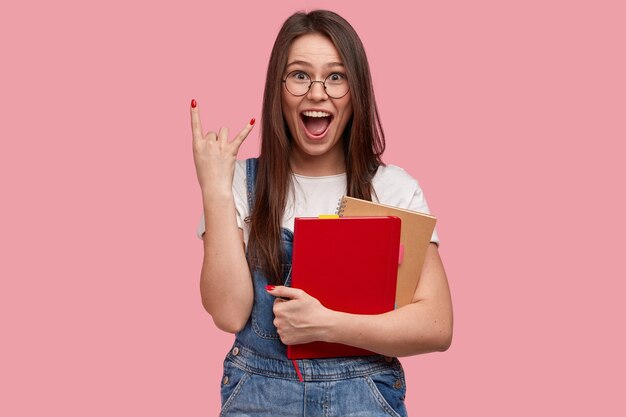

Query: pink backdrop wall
<box><xmin>1</xmin><ymin>0</ymin><xmax>624</xmax><ymax>415</ymax></box>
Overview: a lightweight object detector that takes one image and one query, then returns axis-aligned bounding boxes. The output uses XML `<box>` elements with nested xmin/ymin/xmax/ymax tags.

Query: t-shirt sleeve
<box><xmin>195</xmin><ymin>160</ymin><xmax>249</xmax><ymax>240</ymax></box>
<box><xmin>372</xmin><ymin>165</ymin><xmax>440</xmax><ymax>245</ymax></box>
<box><xmin>406</xmin><ymin>180</ymin><xmax>440</xmax><ymax>245</ymax></box>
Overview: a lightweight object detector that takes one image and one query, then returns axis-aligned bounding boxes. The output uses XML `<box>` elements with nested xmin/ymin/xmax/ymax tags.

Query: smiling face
<box><xmin>281</xmin><ymin>32</ymin><xmax>353</xmax><ymax>176</ymax></box>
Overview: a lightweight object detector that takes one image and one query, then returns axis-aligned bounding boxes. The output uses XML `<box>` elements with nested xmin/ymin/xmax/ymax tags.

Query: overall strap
<box><xmin>245</xmin><ymin>157</ymin><xmax>259</xmax><ymax>213</ymax></box>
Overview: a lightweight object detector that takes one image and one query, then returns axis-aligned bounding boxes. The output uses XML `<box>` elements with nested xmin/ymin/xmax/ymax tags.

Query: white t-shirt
<box><xmin>196</xmin><ymin>160</ymin><xmax>439</xmax><ymax>246</ymax></box>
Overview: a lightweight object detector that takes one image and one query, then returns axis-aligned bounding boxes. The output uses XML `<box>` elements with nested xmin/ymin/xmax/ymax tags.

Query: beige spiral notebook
<box><xmin>336</xmin><ymin>196</ymin><xmax>437</xmax><ymax>308</ymax></box>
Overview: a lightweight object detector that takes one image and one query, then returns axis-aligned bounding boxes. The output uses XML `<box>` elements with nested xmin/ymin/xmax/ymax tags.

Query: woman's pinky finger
<box><xmin>232</xmin><ymin>118</ymin><xmax>256</xmax><ymax>146</ymax></box>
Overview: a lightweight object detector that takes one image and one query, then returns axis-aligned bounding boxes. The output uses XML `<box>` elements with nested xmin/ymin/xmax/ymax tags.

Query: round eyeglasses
<box><xmin>282</xmin><ymin>71</ymin><xmax>350</xmax><ymax>99</ymax></box>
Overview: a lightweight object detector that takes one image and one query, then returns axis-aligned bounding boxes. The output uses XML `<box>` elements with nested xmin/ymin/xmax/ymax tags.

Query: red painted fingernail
<box><xmin>265</xmin><ymin>285</ymin><xmax>275</xmax><ymax>291</ymax></box>
<box><xmin>250</xmin><ymin>118</ymin><xmax>255</xmax><ymax>126</ymax></box>
<box><xmin>191</xmin><ymin>99</ymin><xmax>197</xmax><ymax>108</ymax></box>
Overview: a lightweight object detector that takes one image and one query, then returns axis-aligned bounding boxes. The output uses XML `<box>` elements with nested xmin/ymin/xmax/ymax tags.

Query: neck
<box><xmin>290</xmin><ymin>150</ymin><xmax>346</xmax><ymax>176</ymax></box>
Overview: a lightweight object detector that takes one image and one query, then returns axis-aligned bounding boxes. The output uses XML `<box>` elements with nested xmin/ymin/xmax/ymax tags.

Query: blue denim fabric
<box><xmin>219</xmin><ymin>158</ymin><xmax>408</xmax><ymax>417</ymax></box>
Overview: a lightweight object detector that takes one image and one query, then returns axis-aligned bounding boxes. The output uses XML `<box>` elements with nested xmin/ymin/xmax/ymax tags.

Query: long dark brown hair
<box><xmin>248</xmin><ymin>10</ymin><xmax>386</xmax><ymax>284</ymax></box>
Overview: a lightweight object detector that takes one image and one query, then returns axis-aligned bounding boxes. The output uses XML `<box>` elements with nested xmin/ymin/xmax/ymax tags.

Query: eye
<box><xmin>327</xmin><ymin>73</ymin><xmax>346</xmax><ymax>82</ymax></box>
<box><xmin>288</xmin><ymin>71</ymin><xmax>310</xmax><ymax>81</ymax></box>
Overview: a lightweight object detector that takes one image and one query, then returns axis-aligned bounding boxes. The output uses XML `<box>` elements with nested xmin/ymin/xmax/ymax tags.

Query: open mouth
<box><xmin>300</xmin><ymin>111</ymin><xmax>333</xmax><ymax>139</ymax></box>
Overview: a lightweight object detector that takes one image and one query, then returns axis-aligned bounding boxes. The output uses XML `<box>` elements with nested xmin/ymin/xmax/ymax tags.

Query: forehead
<box><xmin>287</xmin><ymin>33</ymin><xmax>343</xmax><ymax>66</ymax></box>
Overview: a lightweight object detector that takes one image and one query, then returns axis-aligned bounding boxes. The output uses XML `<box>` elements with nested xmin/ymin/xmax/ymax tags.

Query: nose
<box><xmin>307</xmin><ymin>80</ymin><xmax>328</xmax><ymax>101</ymax></box>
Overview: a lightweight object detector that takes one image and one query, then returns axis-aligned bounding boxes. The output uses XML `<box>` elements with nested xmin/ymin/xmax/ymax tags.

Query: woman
<box><xmin>192</xmin><ymin>10</ymin><xmax>452</xmax><ymax>416</ymax></box>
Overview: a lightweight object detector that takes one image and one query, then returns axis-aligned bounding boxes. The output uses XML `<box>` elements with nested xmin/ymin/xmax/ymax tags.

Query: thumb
<box><xmin>265</xmin><ymin>285</ymin><xmax>304</xmax><ymax>300</ymax></box>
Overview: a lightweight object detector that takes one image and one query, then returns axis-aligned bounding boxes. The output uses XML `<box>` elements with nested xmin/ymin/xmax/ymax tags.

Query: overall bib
<box><xmin>219</xmin><ymin>158</ymin><xmax>408</xmax><ymax>417</ymax></box>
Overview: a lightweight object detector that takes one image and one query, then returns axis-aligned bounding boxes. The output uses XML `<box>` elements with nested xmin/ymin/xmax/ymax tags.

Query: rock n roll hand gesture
<box><xmin>190</xmin><ymin>99</ymin><xmax>255</xmax><ymax>195</ymax></box>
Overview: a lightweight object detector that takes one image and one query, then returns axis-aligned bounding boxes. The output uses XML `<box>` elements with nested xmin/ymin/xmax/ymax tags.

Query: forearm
<box><xmin>325</xmin><ymin>300</ymin><xmax>453</xmax><ymax>357</ymax></box>
<box><xmin>200</xmin><ymin>190</ymin><xmax>253</xmax><ymax>333</ymax></box>
<box><xmin>270</xmin><ymin>244</ymin><xmax>453</xmax><ymax>356</ymax></box>
<box><xmin>323</xmin><ymin>244</ymin><xmax>452</xmax><ymax>357</ymax></box>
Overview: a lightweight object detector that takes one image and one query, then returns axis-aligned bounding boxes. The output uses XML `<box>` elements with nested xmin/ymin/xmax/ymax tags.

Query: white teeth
<box><xmin>302</xmin><ymin>111</ymin><xmax>331</xmax><ymax>118</ymax></box>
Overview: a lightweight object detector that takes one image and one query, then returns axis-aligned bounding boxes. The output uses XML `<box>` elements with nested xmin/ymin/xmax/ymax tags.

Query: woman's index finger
<box><xmin>190</xmin><ymin>100</ymin><xmax>203</xmax><ymax>140</ymax></box>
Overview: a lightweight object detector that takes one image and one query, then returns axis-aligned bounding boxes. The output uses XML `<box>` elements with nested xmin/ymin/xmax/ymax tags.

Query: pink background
<box><xmin>1</xmin><ymin>0</ymin><xmax>624</xmax><ymax>415</ymax></box>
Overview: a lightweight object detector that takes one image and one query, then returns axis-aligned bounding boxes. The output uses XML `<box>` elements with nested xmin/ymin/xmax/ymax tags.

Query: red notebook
<box><xmin>287</xmin><ymin>216</ymin><xmax>401</xmax><ymax>359</ymax></box>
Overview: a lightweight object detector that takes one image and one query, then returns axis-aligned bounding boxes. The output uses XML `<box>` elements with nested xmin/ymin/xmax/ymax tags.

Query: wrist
<box><xmin>201</xmin><ymin>187</ymin><xmax>233</xmax><ymax>203</ymax></box>
<box><xmin>319</xmin><ymin>309</ymin><xmax>344</xmax><ymax>344</ymax></box>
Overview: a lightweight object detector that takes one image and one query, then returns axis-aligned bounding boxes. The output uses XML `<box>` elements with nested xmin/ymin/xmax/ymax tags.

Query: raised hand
<box><xmin>190</xmin><ymin>99</ymin><xmax>255</xmax><ymax>195</ymax></box>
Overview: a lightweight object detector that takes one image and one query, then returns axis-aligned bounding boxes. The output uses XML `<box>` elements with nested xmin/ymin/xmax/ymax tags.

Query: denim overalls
<box><xmin>219</xmin><ymin>158</ymin><xmax>408</xmax><ymax>417</ymax></box>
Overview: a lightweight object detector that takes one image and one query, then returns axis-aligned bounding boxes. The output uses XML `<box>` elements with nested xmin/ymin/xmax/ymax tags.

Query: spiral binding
<box><xmin>335</xmin><ymin>196</ymin><xmax>347</xmax><ymax>216</ymax></box>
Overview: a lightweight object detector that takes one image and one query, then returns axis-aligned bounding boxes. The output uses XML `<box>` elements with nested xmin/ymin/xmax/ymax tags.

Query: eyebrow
<box><xmin>285</xmin><ymin>60</ymin><xmax>345</xmax><ymax>69</ymax></box>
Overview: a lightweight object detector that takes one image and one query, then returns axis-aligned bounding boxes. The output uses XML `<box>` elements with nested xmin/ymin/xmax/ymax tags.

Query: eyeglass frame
<box><xmin>281</xmin><ymin>70</ymin><xmax>350</xmax><ymax>99</ymax></box>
